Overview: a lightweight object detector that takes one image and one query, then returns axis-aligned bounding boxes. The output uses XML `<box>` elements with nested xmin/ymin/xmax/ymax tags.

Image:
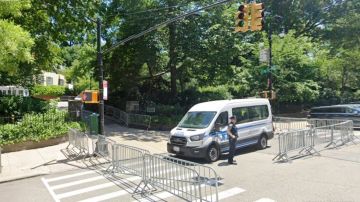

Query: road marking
<box><xmin>41</xmin><ymin>177</ymin><xmax>60</xmax><ymax>202</ymax></box>
<box><xmin>194</xmin><ymin>187</ymin><xmax>246</xmax><ymax>202</ymax></box>
<box><xmin>255</xmin><ymin>198</ymin><xmax>276</xmax><ymax>202</ymax></box>
<box><xmin>45</xmin><ymin>170</ymin><xmax>96</xmax><ymax>183</ymax></box>
<box><xmin>134</xmin><ymin>184</ymin><xmax>206</xmax><ymax>202</ymax></box>
<box><xmin>78</xmin><ymin>188</ymin><xmax>133</xmax><ymax>202</ymax></box>
<box><xmin>56</xmin><ymin>176</ymin><xmax>141</xmax><ymax>199</ymax></box>
<box><xmin>51</xmin><ymin>175</ymin><xmax>105</xmax><ymax>190</ymax></box>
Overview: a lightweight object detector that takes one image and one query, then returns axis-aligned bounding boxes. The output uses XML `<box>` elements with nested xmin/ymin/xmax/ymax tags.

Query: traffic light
<box><xmin>250</xmin><ymin>3</ymin><xmax>265</xmax><ymax>31</ymax></box>
<box><xmin>260</xmin><ymin>90</ymin><xmax>276</xmax><ymax>100</ymax></box>
<box><xmin>234</xmin><ymin>4</ymin><xmax>249</xmax><ymax>33</ymax></box>
<box><xmin>82</xmin><ymin>90</ymin><xmax>99</xmax><ymax>104</ymax></box>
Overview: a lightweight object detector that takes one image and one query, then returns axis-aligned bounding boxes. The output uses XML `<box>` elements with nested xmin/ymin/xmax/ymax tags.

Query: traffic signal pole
<box><xmin>268</xmin><ymin>19</ymin><xmax>273</xmax><ymax>94</ymax></box>
<box><xmin>96</xmin><ymin>18</ymin><xmax>105</xmax><ymax>136</ymax></box>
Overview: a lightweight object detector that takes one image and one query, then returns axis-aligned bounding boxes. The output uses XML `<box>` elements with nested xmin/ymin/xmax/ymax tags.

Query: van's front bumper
<box><xmin>167</xmin><ymin>143</ymin><xmax>207</xmax><ymax>158</ymax></box>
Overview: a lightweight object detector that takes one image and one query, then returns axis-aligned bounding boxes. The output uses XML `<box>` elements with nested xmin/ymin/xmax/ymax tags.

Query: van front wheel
<box><xmin>206</xmin><ymin>145</ymin><xmax>219</xmax><ymax>162</ymax></box>
<box><xmin>257</xmin><ymin>135</ymin><xmax>267</xmax><ymax>150</ymax></box>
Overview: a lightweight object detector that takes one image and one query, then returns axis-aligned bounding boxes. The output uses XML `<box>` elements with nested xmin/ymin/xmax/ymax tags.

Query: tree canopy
<box><xmin>1</xmin><ymin>0</ymin><xmax>359</xmax><ymax>109</ymax></box>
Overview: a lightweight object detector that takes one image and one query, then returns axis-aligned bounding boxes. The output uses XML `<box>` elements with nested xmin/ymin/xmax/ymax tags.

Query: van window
<box><xmin>232</xmin><ymin>107</ymin><xmax>249</xmax><ymax>124</ymax></box>
<box><xmin>233</xmin><ymin>105</ymin><xmax>269</xmax><ymax>124</ymax></box>
<box><xmin>178</xmin><ymin>111</ymin><xmax>217</xmax><ymax>129</ymax></box>
<box><xmin>215</xmin><ymin>111</ymin><xmax>228</xmax><ymax>127</ymax></box>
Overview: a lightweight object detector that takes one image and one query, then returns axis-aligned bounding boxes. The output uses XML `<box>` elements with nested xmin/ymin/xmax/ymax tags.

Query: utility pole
<box><xmin>268</xmin><ymin>19</ymin><xmax>273</xmax><ymax>95</ymax></box>
<box><xmin>96</xmin><ymin>18</ymin><xmax>105</xmax><ymax>136</ymax></box>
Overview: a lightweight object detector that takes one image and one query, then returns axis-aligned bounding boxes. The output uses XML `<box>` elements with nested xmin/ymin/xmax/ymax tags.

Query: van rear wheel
<box><xmin>206</xmin><ymin>145</ymin><xmax>219</xmax><ymax>162</ymax></box>
<box><xmin>257</xmin><ymin>135</ymin><xmax>267</xmax><ymax>150</ymax></box>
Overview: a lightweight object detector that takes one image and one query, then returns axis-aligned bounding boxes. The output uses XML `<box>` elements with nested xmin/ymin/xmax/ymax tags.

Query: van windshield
<box><xmin>178</xmin><ymin>111</ymin><xmax>217</xmax><ymax>129</ymax></box>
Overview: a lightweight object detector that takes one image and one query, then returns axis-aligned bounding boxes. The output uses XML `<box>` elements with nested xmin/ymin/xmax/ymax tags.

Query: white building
<box><xmin>37</xmin><ymin>71</ymin><xmax>66</xmax><ymax>86</ymax></box>
<box><xmin>0</xmin><ymin>86</ymin><xmax>29</xmax><ymax>96</ymax></box>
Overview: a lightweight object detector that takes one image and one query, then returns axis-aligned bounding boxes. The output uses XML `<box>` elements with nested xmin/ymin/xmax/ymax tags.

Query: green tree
<box><xmin>0</xmin><ymin>0</ymin><xmax>34</xmax><ymax>74</ymax></box>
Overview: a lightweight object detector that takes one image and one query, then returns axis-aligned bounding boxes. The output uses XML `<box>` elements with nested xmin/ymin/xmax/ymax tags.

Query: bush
<box><xmin>0</xmin><ymin>110</ymin><xmax>82</xmax><ymax>145</ymax></box>
<box><xmin>0</xmin><ymin>96</ymin><xmax>49</xmax><ymax>116</ymax></box>
<box><xmin>31</xmin><ymin>85</ymin><xmax>66</xmax><ymax>97</ymax></box>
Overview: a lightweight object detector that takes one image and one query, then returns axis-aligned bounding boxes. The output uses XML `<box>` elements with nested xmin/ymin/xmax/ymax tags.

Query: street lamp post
<box><xmin>96</xmin><ymin>18</ymin><xmax>105</xmax><ymax>136</ymax></box>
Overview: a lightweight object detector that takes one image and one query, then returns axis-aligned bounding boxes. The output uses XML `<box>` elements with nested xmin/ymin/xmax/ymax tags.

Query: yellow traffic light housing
<box><xmin>260</xmin><ymin>90</ymin><xmax>276</xmax><ymax>100</ymax></box>
<box><xmin>250</xmin><ymin>3</ymin><xmax>264</xmax><ymax>31</ymax></box>
<box><xmin>234</xmin><ymin>4</ymin><xmax>249</xmax><ymax>33</ymax></box>
<box><xmin>81</xmin><ymin>90</ymin><xmax>99</xmax><ymax>104</ymax></box>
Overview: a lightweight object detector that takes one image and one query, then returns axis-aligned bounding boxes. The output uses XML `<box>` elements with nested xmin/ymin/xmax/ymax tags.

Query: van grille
<box><xmin>170</xmin><ymin>136</ymin><xmax>187</xmax><ymax>146</ymax></box>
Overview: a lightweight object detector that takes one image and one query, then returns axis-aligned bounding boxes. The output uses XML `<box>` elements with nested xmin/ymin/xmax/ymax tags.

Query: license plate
<box><xmin>173</xmin><ymin>146</ymin><xmax>180</xmax><ymax>152</ymax></box>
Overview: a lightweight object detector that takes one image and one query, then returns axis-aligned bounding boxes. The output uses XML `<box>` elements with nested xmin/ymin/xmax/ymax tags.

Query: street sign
<box><xmin>260</xmin><ymin>48</ymin><xmax>270</xmax><ymax>63</ymax></box>
<box><xmin>23</xmin><ymin>89</ymin><xmax>29</xmax><ymax>97</ymax></box>
<box><xmin>103</xmin><ymin>80</ymin><xmax>108</xmax><ymax>100</ymax></box>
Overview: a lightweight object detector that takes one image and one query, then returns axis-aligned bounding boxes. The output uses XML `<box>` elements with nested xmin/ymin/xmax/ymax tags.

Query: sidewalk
<box><xmin>0</xmin><ymin>122</ymin><xmax>169</xmax><ymax>183</ymax></box>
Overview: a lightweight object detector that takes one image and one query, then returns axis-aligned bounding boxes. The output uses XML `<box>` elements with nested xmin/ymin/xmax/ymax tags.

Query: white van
<box><xmin>167</xmin><ymin>98</ymin><xmax>274</xmax><ymax>162</ymax></box>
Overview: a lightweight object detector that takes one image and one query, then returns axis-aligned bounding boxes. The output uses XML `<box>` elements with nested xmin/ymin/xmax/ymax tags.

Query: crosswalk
<box><xmin>41</xmin><ymin>169</ymin><xmax>275</xmax><ymax>202</ymax></box>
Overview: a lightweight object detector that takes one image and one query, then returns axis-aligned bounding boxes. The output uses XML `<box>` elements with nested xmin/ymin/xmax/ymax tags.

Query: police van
<box><xmin>167</xmin><ymin>98</ymin><xmax>274</xmax><ymax>162</ymax></box>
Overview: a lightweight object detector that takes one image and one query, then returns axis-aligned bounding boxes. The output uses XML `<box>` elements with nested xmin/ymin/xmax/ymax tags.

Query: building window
<box><xmin>59</xmin><ymin>79</ymin><xmax>65</xmax><ymax>86</ymax></box>
<box><xmin>46</xmin><ymin>77</ymin><xmax>53</xmax><ymax>85</ymax></box>
<box><xmin>37</xmin><ymin>75</ymin><xmax>44</xmax><ymax>84</ymax></box>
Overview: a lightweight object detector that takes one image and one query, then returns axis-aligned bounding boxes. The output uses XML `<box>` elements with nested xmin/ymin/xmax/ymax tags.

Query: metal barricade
<box><xmin>92</xmin><ymin>135</ymin><xmax>116</xmax><ymax>162</ymax></box>
<box><xmin>140</xmin><ymin>154</ymin><xmax>219</xmax><ymax>202</ymax></box>
<box><xmin>273</xmin><ymin>128</ymin><xmax>319</xmax><ymax>162</ymax></box>
<box><xmin>314</xmin><ymin>121</ymin><xmax>354</xmax><ymax>148</ymax></box>
<box><xmin>273</xmin><ymin>117</ymin><xmax>310</xmax><ymax>133</ymax></box>
<box><xmin>273</xmin><ymin>118</ymin><xmax>356</xmax><ymax>162</ymax></box>
<box><xmin>107</xmin><ymin>144</ymin><xmax>149</xmax><ymax>178</ymax></box>
<box><xmin>64</xmin><ymin>128</ymin><xmax>91</xmax><ymax>159</ymax></box>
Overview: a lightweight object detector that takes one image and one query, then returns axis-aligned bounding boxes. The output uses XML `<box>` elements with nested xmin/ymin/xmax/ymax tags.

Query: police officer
<box><xmin>227</xmin><ymin>116</ymin><xmax>238</xmax><ymax>164</ymax></box>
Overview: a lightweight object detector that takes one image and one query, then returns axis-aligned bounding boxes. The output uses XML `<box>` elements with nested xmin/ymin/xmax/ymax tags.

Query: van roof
<box><xmin>189</xmin><ymin>98</ymin><xmax>269</xmax><ymax>112</ymax></box>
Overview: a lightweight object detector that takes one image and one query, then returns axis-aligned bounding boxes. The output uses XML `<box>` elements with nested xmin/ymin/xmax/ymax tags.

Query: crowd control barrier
<box><xmin>64</xmin><ymin>129</ymin><xmax>220</xmax><ymax>201</ymax></box>
<box><xmin>273</xmin><ymin>128</ymin><xmax>319</xmax><ymax>162</ymax></box>
<box><xmin>140</xmin><ymin>154</ymin><xmax>219</xmax><ymax>202</ymax></box>
<box><xmin>106</xmin><ymin>143</ymin><xmax>149</xmax><ymax>178</ymax></box>
<box><xmin>64</xmin><ymin>128</ymin><xmax>92</xmax><ymax>159</ymax></box>
<box><xmin>273</xmin><ymin>118</ymin><xmax>357</xmax><ymax>162</ymax></box>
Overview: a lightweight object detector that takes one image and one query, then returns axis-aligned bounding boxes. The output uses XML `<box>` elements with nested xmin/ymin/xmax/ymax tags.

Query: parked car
<box><xmin>309</xmin><ymin>105</ymin><xmax>360</xmax><ymax>129</ymax></box>
<box><xmin>167</xmin><ymin>98</ymin><xmax>274</xmax><ymax>162</ymax></box>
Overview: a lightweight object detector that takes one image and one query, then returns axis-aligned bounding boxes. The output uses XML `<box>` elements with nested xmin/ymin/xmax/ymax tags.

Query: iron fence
<box><xmin>104</xmin><ymin>105</ymin><xmax>152</xmax><ymax>130</ymax></box>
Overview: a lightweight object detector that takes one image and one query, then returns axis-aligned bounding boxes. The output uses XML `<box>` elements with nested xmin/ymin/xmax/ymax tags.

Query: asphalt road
<box><xmin>1</xmin><ymin>136</ymin><xmax>360</xmax><ymax>202</ymax></box>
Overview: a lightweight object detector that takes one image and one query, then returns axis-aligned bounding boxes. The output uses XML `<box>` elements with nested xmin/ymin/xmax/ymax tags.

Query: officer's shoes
<box><xmin>228</xmin><ymin>161</ymin><xmax>237</xmax><ymax>165</ymax></box>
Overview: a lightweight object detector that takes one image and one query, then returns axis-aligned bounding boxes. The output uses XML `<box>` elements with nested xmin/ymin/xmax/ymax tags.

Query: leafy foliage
<box><xmin>31</xmin><ymin>85</ymin><xmax>66</xmax><ymax>97</ymax></box>
<box><xmin>0</xmin><ymin>96</ymin><xmax>49</xmax><ymax>116</ymax></box>
<box><xmin>0</xmin><ymin>110</ymin><xmax>81</xmax><ymax>146</ymax></box>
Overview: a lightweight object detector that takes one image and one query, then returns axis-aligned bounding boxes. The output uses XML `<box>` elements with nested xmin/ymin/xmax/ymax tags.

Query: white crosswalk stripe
<box><xmin>42</xmin><ymin>169</ymin><xmax>249</xmax><ymax>202</ymax></box>
<box><xmin>51</xmin><ymin>175</ymin><xmax>105</xmax><ymax>190</ymax></box>
<box><xmin>56</xmin><ymin>176</ymin><xmax>140</xmax><ymax>199</ymax></box>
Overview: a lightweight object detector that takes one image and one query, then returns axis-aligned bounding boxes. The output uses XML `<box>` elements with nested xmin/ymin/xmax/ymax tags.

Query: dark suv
<box><xmin>310</xmin><ymin>105</ymin><xmax>360</xmax><ymax>129</ymax></box>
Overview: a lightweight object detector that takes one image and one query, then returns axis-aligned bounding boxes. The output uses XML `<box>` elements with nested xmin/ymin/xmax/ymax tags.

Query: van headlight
<box><xmin>190</xmin><ymin>133</ymin><xmax>205</xmax><ymax>141</ymax></box>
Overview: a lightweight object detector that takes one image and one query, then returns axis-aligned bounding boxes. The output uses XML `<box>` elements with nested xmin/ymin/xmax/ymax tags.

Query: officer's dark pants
<box><xmin>228</xmin><ymin>137</ymin><xmax>236</xmax><ymax>163</ymax></box>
